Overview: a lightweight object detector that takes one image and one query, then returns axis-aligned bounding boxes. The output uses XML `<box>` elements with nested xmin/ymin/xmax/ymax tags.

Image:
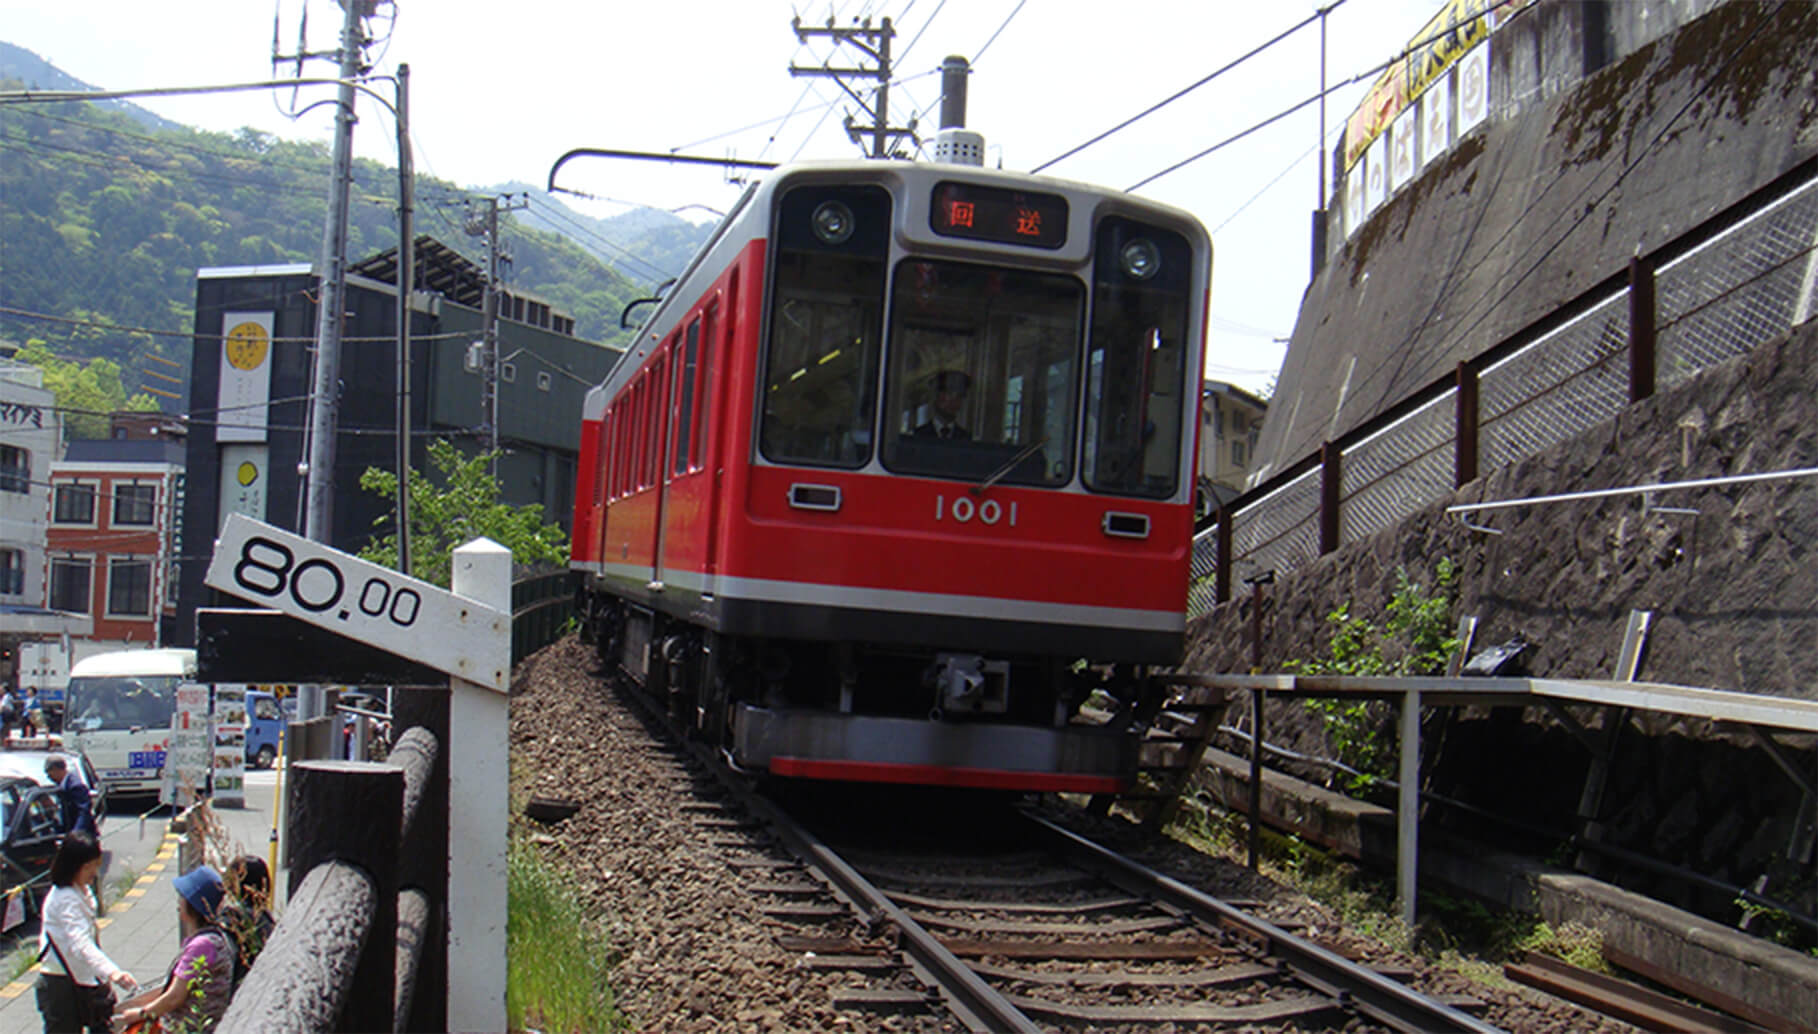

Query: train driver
<box><xmin>913</xmin><ymin>369</ymin><xmax>972</xmax><ymax>440</ymax></box>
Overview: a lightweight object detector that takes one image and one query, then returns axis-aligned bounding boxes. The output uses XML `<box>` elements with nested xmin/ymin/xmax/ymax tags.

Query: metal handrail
<box><xmin>1447</xmin><ymin>465</ymin><xmax>1818</xmax><ymax>517</ymax></box>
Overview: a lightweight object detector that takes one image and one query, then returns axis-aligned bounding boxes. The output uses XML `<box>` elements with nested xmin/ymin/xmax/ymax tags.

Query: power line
<box><xmin>971</xmin><ymin>0</ymin><xmax>1027</xmax><ymax>63</ymax></box>
<box><xmin>1032</xmin><ymin>5</ymin><xmax>1334</xmax><ymax>175</ymax></box>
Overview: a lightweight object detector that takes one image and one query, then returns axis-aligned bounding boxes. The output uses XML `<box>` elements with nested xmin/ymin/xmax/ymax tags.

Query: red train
<box><xmin>571</xmin><ymin>154</ymin><xmax>1211</xmax><ymax>792</ymax></box>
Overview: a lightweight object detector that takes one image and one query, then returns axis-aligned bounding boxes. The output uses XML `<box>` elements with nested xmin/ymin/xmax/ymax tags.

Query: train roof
<box><xmin>587</xmin><ymin>158</ymin><xmax>1211</xmax><ymax>408</ymax></box>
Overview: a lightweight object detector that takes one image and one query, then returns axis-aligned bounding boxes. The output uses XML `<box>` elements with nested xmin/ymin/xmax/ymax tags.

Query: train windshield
<box><xmin>1082</xmin><ymin>218</ymin><xmax>1193</xmax><ymax>498</ymax></box>
<box><xmin>881</xmin><ymin>259</ymin><xmax>1081</xmax><ymax>487</ymax></box>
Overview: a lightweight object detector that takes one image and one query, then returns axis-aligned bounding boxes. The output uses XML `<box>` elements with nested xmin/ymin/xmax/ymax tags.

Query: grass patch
<box><xmin>508</xmin><ymin>837</ymin><xmax>624</xmax><ymax>1033</ymax></box>
<box><xmin>2</xmin><ymin>941</ymin><xmax>39</xmax><ymax>984</ymax></box>
<box><xmin>1164</xmin><ymin>795</ymin><xmax>1584</xmax><ymax>980</ymax></box>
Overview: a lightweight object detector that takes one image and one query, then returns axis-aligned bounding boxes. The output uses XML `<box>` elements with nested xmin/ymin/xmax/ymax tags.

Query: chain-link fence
<box><xmin>1187</xmin><ymin>173</ymin><xmax>1818</xmax><ymax>618</ymax></box>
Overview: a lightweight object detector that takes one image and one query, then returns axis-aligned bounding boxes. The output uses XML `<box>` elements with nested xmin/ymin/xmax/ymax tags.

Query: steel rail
<box><xmin>728</xmin><ymin>788</ymin><xmax>1042</xmax><ymax>1033</ymax></box>
<box><xmin>613</xmin><ymin>666</ymin><xmax>1041</xmax><ymax>1034</ymax></box>
<box><xmin>1021</xmin><ymin>812</ymin><xmax>1508</xmax><ymax>1034</ymax></box>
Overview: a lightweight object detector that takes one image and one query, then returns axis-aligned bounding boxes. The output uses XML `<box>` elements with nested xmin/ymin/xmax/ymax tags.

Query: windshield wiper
<box><xmin>973</xmin><ymin>438</ymin><xmax>1049</xmax><ymax>496</ymax></box>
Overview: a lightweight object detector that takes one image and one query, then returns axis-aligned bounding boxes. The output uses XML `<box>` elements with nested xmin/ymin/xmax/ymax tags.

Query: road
<box><xmin>0</xmin><ymin>767</ymin><xmax>279</xmax><ymax>1033</ymax></box>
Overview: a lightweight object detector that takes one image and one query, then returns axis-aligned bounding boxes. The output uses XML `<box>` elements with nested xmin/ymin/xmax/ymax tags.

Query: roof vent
<box><xmin>933</xmin><ymin>128</ymin><xmax>985</xmax><ymax>166</ymax></box>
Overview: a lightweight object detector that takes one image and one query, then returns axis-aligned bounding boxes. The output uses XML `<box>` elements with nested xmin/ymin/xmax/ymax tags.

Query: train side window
<box><xmin>674</xmin><ymin>319</ymin><xmax>700</xmax><ymax>476</ymax></box>
<box><xmin>759</xmin><ymin>184</ymin><xmax>890</xmax><ymax>469</ymax></box>
<box><xmin>594</xmin><ymin>409</ymin><xmax>610</xmax><ymax>505</ymax></box>
<box><xmin>647</xmin><ymin>355</ymin><xmax>667</xmax><ymax>489</ymax></box>
<box><xmin>692</xmin><ymin>303</ymin><xmax>716</xmax><ymax>472</ymax></box>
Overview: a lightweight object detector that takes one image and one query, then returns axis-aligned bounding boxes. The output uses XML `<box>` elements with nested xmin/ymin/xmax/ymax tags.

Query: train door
<box><xmin>657</xmin><ymin>315</ymin><xmax>704</xmax><ymax>590</ymax></box>
<box><xmin>697</xmin><ymin>296</ymin><xmax>725</xmax><ymax>598</ymax></box>
<box><xmin>651</xmin><ymin>334</ymin><xmax>682</xmax><ymax>587</ymax></box>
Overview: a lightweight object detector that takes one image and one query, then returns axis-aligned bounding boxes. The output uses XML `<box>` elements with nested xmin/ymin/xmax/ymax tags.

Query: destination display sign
<box><xmin>929</xmin><ymin>181</ymin><xmax>1068</xmax><ymax>249</ymax></box>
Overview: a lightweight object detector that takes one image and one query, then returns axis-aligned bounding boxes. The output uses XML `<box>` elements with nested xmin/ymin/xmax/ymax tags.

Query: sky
<box><xmin>2</xmin><ymin>0</ymin><xmax>1444</xmax><ymax>394</ymax></box>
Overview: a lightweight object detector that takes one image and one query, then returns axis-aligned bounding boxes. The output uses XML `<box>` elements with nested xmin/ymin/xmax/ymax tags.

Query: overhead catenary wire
<box><xmin>1032</xmin><ymin>4</ymin><xmax>1337</xmax><ymax>175</ymax></box>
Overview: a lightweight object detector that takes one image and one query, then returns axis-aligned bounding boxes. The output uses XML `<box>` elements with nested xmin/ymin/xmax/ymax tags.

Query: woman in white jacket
<box><xmin>35</xmin><ymin>831</ymin><xmax>134</xmax><ymax>1033</ymax></box>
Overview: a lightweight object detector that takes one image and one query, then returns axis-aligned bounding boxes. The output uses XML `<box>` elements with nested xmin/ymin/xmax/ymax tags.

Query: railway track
<box><xmin>626</xmin><ymin>690</ymin><xmax>1503</xmax><ymax>1032</ymax></box>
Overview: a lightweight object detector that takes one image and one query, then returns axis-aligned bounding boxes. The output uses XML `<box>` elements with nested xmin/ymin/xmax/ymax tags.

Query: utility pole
<box><xmin>789</xmin><ymin>14</ymin><xmax>916</xmax><ymax>158</ymax></box>
<box><xmin>301</xmin><ymin>0</ymin><xmax>369</xmax><ymax>544</ymax></box>
<box><xmin>465</xmin><ymin>195</ymin><xmax>526</xmax><ymax>459</ymax></box>
<box><xmin>394</xmin><ymin>63</ymin><xmax>413</xmax><ymax>576</ymax></box>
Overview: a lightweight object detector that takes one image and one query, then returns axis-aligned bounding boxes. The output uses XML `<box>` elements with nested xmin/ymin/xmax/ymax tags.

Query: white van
<box><xmin>62</xmin><ymin>648</ymin><xmax>197</xmax><ymax>798</ymax></box>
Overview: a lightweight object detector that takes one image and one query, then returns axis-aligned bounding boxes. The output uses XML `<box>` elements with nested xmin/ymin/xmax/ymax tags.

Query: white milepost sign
<box><xmin>204</xmin><ymin>514</ymin><xmax>510</xmax><ymax>692</ymax></box>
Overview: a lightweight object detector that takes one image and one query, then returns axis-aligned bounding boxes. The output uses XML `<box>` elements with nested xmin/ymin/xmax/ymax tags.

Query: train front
<box><xmin>721</xmin><ymin>152</ymin><xmax>1212</xmax><ymax>794</ymax></box>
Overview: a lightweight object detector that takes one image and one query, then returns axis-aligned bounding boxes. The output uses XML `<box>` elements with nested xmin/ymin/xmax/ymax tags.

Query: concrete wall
<box><xmin>1260</xmin><ymin>0</ymin><xmax>1818</xmax><ymax>482</ymax></box>
<box><xmin>1185</xmin><ymin>315</ymin><xmax>1818</xmax><ymax>934</ymax></box>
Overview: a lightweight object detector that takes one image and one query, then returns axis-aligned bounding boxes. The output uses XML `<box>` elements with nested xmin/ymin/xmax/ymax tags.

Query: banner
<box><xmin>1343</xmin><ymin>0</ymin><xmax>1535</xmax><ymax>170</ymax></box>
<box><xmin>2</xmin><ymin>891</ymin><xmax>23</xmax><ymax>933</ymax></box>
<box><xmin>163</xmin><ymin>683</ymin><xmax>213</xmax><ymax>808</ymax></box>
<box><xmin>212</xmin><ymin>684</ymin><xmax>246</xmax><ymax>808</ymax></box>
<box><xmin>1423</xmin><ymin>73</ymin><xmax>1454</xmax><ymax>168</ymax></box>
<box><xmin>1389</xmin><ymin>106</ymin><xmax>1418</xmax><ymax>193</ymax></box>
<box><xmin>216</xmin><ymin>312</ymin><xmax>274</xmax><ymax>443</ymax></box>
<box><xmin>1364</xmin><ymin>134</ymin><xmax>1389</xmax><ymax>219</ymax></box>
<box><xmin>218</xmin><ymin>443</ymin><xmax>269</xmax><ymax>525</ymax></box>
<box><xmin>1459</xmin><ymin>42</ymin><xmax>1491</xmax><ymax>133</ymax></box>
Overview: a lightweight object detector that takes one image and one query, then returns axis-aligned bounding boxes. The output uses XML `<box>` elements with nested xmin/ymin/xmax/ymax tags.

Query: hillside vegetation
<box><xmin>0</xmin><ymin>68</ymin><xmax>709</xmax><ymax>406</ymax></box>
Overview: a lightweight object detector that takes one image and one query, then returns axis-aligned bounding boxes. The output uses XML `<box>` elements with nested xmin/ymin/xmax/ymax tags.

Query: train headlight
<box><xmin>1119</xmin><ymin>238</ymin><xmax>1161</xmax><ymax>281</ymax></box>
<box><xmin>811</xmin><ymin>201</ymin><xmax>856</xmax><ymax>245</ymax></box>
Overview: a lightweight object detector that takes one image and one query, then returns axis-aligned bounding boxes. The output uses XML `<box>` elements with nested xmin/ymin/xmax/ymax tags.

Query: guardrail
<box><xmin>511</xmin><ymin>569</ymin><xmax>577</xmax><ymax>663</ymax></box>
<box><xmin>1191</xmin><ymin>160</ymin><xmax>1818</xmax><ymax>615</ymax></box>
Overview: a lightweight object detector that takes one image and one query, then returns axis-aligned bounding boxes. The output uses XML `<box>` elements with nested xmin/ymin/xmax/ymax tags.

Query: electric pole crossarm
<box><xmin>788</xmin><ymin>66</ymin><xmax>885</xmax><ymax>78</ymax></box>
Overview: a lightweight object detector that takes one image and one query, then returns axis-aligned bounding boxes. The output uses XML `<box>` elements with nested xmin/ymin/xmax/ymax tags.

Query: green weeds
<box><xmin>508</xmin><ymin>837</ymin><xmax>624</xmax><ymax>1033</ymax></box>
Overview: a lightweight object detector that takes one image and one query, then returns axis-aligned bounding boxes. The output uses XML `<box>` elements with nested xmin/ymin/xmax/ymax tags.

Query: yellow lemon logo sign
<box><xmin>224</xmin><ymin>321</ymin><xmax>270</xmax><ymax>371</ymax></box>
<box><xmin>237</xmin><ymin>461</ymin><xmax>260</xmax><ymax>487</ymax></box>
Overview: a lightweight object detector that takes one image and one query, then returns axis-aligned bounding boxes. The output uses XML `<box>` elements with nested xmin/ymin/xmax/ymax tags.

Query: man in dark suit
<box><xmin>43</xmin><ymin>757</ymin><xmax>97</xmax><ymax>837</ymax></box>
<box><xmin>913</xmin><ymin>369</ymin><xmax>972</xmax><ymax>440</ymax></box>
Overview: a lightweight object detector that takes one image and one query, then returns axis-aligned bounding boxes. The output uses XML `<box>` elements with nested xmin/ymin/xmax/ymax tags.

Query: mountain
<box><xmin>488</xmin><ymin>180</ymin><xmax>715</xmax><ymax>290</ymax></box>
<box><xmin>0</xmin><ymin>46</ymin><xmax>678</xmax><ymax>406</ymax></box>
<box><xmin>0</xmin><ymin>41</ymin><xmax>183</xmax><ymax>133</ymax></box>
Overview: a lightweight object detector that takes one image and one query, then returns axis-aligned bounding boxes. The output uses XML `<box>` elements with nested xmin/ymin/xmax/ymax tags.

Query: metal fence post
<box><xmin>1214</xmin><ymin>510</ymin><xmax>1233</xmax><ymax>605</ymax></box>
<box><xmin>1454</xmin><ymin>361</ymin><xmax>1479</xmax><ymax>487</ymax></box>
<box><xmin>1319</xmin><ymin>442</ymin><xmax>1342</xmax><ymax>554</ymax></box>
<box><xmin>1628</xmin><ymin>255</ymin><xmax>1657</xmax><ymax>402</ymax></box>
<box><xmin>447</xmin><ymin>538</ymin><xmax>511</xmax><ymax>1032</ymax></box>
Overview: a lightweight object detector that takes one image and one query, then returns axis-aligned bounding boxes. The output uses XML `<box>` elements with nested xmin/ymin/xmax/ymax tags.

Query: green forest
<box><xmin>0</xmin><ymin>69</ymin><xmax>711</xmax><ymax>413</ymax></box>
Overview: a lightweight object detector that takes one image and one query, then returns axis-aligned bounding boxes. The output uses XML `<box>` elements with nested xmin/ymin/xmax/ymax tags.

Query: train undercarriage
<box><xmin>581</xmin><ymin>592</ymin><xmax>1166</xmax><ymax>793</ymax></box>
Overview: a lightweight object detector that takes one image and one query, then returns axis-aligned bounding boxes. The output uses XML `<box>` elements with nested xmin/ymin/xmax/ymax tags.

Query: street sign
<box><xmin>204</xmin><ymin>514</ymin><xmax>510</xmax><ymax>692</ymax></box>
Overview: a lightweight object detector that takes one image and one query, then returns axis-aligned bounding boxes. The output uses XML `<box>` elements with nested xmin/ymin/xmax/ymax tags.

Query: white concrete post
<box><xmin>448</xmin><ymin>537</ymin><xmax>511</xmax><ymax>1032</ymax></box>
<box><xmin>1396</xmin><ymin>688</ymin><xmax>1422</xmax><ymax>930</ymax></box>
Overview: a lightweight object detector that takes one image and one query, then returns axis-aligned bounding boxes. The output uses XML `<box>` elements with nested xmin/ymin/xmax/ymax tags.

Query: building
<box><xmin>1198</xmin><ymin>380</ymin><xmax>1267</xmax><ymax>511</ymax></box>
<box><xmin>1</xmin><ymin>360</ymin><xmax>60</xmax><ymax>610</ymax></box>
<box><xmin>1</xmin><ymin>359</ymin><xmax>90</xmax><ymax>690</ymax></box>
<box><xmin>43</xmin><ymin>436</ymin><xmax>186</xmax><ymax>648</ymax></box>
<box><xmin>175</xmin><ymin>236</ymin><xmax>624</xmax><ymax>641</ymax></box>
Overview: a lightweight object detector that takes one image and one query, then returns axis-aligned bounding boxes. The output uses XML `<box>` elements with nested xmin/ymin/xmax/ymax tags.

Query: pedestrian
<box><xmin>219</xmin><ymin>854</ymin><xmax>276</xmax><ymax>973</ymax></box>
<box><xmin>22</xmin><ymin>687</ymin><xmax>40</xmax><ymax>738</ymax></box>
<box><xmin>36</xmin><ymin>830</ymin><xmax>136</xmax><ymax>1034</ymax></box>
<box><xmin>1</xmin><ymin>687</ymin><xmax>16</xmax><ymax>738</ymax></box>
<box><xmin>43</xmin><ymin>758</ymin><xmax>97</xmax><ymax>837</ymax></box>
<box><xmin>113</xmin><ymin>866</ymin><xmax>234</xmax><ymax>1034</ymax></box>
